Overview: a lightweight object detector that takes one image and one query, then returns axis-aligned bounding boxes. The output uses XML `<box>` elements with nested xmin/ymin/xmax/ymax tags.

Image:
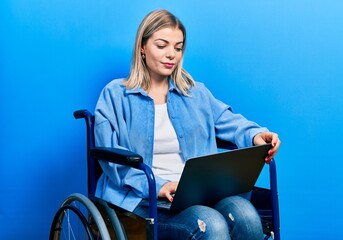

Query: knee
<box><xmin>215</xmin><ymin>196</ymin><xmax>263</xmax><ymax>238</ymax></box>
<box><xmin>183</xmin><ymin>205</ymin><xmax>229</xmax><ymax>239</ymax></box>
<box><xmin>216</xmin><ymin>196</ymin><xmax>261</xmax><ymax>223</ymax></box>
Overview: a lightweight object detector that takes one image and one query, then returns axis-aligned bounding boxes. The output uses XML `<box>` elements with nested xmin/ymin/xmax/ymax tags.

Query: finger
<box><xmin>253</xmin><ymin>134</ymin><xmax>267</xmax><ymax>145</ymax></box>
<box><xmin>266</xmin><ymin>141</ymin><xmax>281</xmax><ymax>163</ymax></box>
<box><xmin>267</xmin><ymin>151</ymin><xmax>277</xmax><ymax>161</ymax></box>
<box><xmin>271</xmin><ymin>133</ymin><xmax>279</xmax><ymax>147</ymax></box>
<box><xmin>270</xmin><ymin>138</ymin><xmax>281</xmax><ymax>154</ymax></box>
<box><xmin>265</xmin><ymin>157</ymin><xmax>272</xmax><ymax>163</ymax></box>
<box><xmin>170</xmin><ymin>181</ymin><xmax>178</xmax><ymax>193</ymax></box>
<box><xmin>165</xmin><ymin>192</ymin><xmax>174</xmax><ymax>202</ymax></box>
<box><xmin>265</xmin><ymin>149</ymin><xmax>277</xmax><ymax>163</ymax></box>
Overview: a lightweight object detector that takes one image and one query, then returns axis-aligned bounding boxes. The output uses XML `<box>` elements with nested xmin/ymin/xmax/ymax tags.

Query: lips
<box><xmin>163</xmin><ymin>62</ymin><xmax>175</xmax><ymax>69</ymax></box>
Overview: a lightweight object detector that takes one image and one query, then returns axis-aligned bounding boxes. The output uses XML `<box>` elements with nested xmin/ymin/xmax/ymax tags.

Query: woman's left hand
<box><xmin>253</xmin><ymin>132</ymin><xmax>281</xmax><ymax>163</ymax></box>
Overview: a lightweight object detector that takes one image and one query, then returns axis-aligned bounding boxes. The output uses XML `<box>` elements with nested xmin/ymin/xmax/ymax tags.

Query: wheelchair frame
<box><xmin>49</xmin><ymin>109</ymin><xmax>281</xmax><ymax>240</ymax></box>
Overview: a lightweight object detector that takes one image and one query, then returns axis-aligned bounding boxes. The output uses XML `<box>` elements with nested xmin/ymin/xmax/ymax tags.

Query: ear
<box><xmin>140</xmin><ymin>46</ymin><xmax>146</xmax><ymax>59</ymax></box>
<box><xmin>141</xmin><ymin>46</ymin><xmax>145</xmax><ymax>55</ymax></box>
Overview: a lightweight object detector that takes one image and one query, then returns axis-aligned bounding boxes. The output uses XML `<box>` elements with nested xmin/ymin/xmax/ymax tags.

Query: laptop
<box><xmin>153</xmin><ymin>143</ymin><xmax>272</xmax><ymax>212</ymax></box>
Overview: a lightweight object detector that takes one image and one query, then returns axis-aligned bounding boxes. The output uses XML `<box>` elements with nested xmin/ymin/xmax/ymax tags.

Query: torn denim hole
<box><xmin>197</xmin><ymin>219</ymin><xmax>206</xmax><ymax>232</ymax></box>
<box><xmin>228</xmin><ymin>213</ymin><xmax>235</xmax><ymax>222</ymax></box>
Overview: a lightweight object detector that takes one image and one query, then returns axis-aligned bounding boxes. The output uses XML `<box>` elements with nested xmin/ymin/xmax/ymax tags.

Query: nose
<box><xmin>166</xmin><ymin>47</ymin><xmax>175</xmax><ymax>59</ymax></box>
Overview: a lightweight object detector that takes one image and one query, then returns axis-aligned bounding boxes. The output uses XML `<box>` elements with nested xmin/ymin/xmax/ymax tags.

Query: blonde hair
<box><xmin>124</xmin><ymin>9</ymin><xmax>195</xmax><ymax>95</ymax></box>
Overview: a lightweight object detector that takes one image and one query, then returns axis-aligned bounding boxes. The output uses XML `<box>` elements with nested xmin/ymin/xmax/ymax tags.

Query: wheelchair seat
<box><xmin>49</xmin><ymin>109</ymin><xmax>281</xmax><ymax>240</ymax></box>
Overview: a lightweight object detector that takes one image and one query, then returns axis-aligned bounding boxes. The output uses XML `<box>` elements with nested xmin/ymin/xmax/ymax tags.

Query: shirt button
<box><xmin>179</xmin><ymin>135</ymin><xmax>183</xmax><ymax>138</ymax></box>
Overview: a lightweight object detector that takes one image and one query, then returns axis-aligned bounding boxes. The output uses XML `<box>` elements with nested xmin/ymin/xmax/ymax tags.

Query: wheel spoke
<box><xmin>49</xmin><ymin>194</ymin><xmax>111</xmax><ymax>240</ymax></box>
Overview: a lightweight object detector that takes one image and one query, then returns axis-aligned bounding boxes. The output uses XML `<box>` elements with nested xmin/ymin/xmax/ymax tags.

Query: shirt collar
<box><xmin>124</xmin><ymin>78</ymin><xmax>182</xmax><ymax>96</ymax></box>
<box><xmin>168</xmin><ymin>78</ymin><xmax>182</xmax><ymax>94</ymax></box>
<box><xmin>125</xmin><ymin>85</ymin><xmax>148</xmax><ymax>96</ymax></box>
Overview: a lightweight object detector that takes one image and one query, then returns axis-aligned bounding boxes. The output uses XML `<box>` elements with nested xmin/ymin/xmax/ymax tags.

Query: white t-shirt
<box><xmin>152</xmin><ymin>103</ymin><xmax>184</xmax><ymax>182</ymax></box>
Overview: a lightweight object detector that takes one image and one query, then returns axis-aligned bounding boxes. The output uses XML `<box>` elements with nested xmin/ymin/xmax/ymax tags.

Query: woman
<box><xmin>94</xmin><ymin>9</ymin><xmax>280</xmax><ymax>239</ymax></box>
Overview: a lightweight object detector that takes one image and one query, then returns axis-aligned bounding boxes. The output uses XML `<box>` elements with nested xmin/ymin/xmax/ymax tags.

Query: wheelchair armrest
<box><xmin>90</xmin><ymin>147</ymin><xmax>143</xmax><ymax>167</ymax></box>
<box><xmin>90</xmin><ymin>146</ymin><xmax>158</xmax><ymax>229</ymax></box>
<box><xmin>74</xmin><ymin>109</ymin><xmax>92</xmax><ymax>119</ymax></box>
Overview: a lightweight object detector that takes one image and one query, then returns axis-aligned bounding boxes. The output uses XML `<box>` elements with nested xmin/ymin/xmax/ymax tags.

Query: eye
<box><xmin>156</xmin><ymin>45</ymin><xmax>166</xmax><ymax>49</ymax></box>
<box><xmin>175</xmin><ymin>47</ymin><xmax>183</xmax><ymax>52</ymax></box>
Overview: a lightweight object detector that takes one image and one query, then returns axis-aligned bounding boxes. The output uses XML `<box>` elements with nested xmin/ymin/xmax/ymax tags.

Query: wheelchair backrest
<box><xmin>74</xmin><ymin>110</ymin><xmax>103</xmax><ymax>196</ymax></box>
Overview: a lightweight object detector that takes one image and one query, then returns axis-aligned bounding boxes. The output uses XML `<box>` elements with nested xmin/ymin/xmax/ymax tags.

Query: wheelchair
<box><xmin>50</xmin><ymin>109</ymin><xmax>281</xmax><ymax>240</ymax></box>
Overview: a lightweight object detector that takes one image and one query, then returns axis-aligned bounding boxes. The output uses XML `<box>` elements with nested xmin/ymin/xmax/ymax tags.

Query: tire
<box><xmin>50</xmin><ymin>193</ymin><xmax>111</xmax><ymax>240</ymax></box>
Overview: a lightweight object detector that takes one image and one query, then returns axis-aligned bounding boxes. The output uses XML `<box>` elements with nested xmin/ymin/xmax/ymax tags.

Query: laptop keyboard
<box><xmin>156</xmin><ymin>199</ymin><xmax>172</xmax><ymax>209</ymax></box>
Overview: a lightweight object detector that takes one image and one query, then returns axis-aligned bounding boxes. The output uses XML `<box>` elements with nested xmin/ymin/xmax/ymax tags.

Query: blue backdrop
<box><xmin>1</xmin><ymin>0</ymin><xmax>343</xmax><ymax>239</ymax></box>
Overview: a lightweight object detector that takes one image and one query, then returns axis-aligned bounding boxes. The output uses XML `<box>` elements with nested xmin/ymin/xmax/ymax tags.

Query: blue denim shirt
<box><xmin>94</xmin><ymin>78</ymin><xmax>268</xmax><ymax>211</ymax></box>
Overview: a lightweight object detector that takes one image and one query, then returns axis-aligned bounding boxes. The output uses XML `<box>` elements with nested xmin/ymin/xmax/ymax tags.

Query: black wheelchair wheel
<box><xmin>49</xmin><ymin>193</ymin><xmax>111</xmax><ymax>240</ymax></box>
<box><xmin>50</xmin><ymin>205</ymin><xmax>94</xmax><ymax>240</ymax></box>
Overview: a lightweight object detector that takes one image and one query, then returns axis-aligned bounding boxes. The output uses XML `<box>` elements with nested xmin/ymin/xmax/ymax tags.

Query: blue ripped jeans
<box><xmin>133</xmin><ymin>195</ymin><xmax>263</xmax><ymax>240</ymax></box>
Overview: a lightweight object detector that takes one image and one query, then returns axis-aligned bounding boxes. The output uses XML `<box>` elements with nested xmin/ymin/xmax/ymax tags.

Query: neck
<box><xmin>148</xmin><ymin>79</ymin><xmax>169</xmax><ymax>105</ymax></box>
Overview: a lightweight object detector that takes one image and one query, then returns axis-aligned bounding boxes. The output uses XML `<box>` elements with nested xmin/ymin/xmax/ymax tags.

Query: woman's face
<box><xmin>141</xmin><ymin>27</ymin><xmax>184</xmax><ymax>82</ymax></box>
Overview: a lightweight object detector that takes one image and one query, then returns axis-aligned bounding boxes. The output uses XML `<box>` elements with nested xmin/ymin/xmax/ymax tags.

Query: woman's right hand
<box><xmin>158</xmin><ymin>181</ymin><xmax>179</xmax><ymax>202</ymax></box>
